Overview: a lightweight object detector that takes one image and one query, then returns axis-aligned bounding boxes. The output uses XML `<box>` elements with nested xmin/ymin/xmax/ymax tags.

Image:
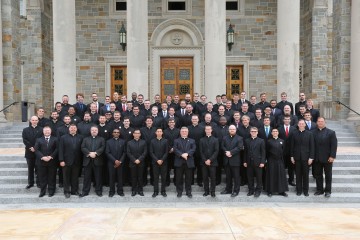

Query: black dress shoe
<box><xmin>267</xmin><ymin>192</ymin><xmax>272</xmax><ymax>197</ymax></box>
<box><xmin>216</xmin><ymin>181</ymin><xmax>221</xmax><ymax>186</ymax></box>
<box><xmin>48</xmin><ymin>193</ymin><xmax>54</xmax><ymax>197</ymax></box>
<box><xmin>161</xmin><ymin>191</ymin><xmax>167</xmax><ymax>197</ymax></box>
<box><xmin>186</xmin><ymin>193</ymin><xmax>192</xmax><ymax>198</ymax></box>
<box><xmin>138</xmin><ymin>192</ymin><xmax>144</xmax><ymax>196</ymax></box>
<box><xmin>177</xmin><ymin>192</ymin><xmax>182</xmax><ymax>198</ymax></box>
<box><xmin>211</xmin><ymin>192</ymin><xmax>216</xmax><ymax>198</ymax></box>
<box><xmin>39</xmin><ymin>192</ymin><xmax>46</xmax><ymax>198</ymax></box>
<box><xmin>231</xmin><ymin>192</ymin><xmax>239</xmax><ymax>197</ymax></box>
<box><xmin>65</xmin><ymin>193</ymin><xmax>71</xmax><ymax>198</ymax></box>
<box><xmin>152</xmin><ymin>192</ymin><xmax>158</xmax><ymax>198</ymax></box>
<box><xmin>118</xmin><ymin>192</ymin><xmax>125</xmax><ymax>197</ymax></box>
<box><xmin>79</xmin><ymin>193</ymin><xmax>88</xmax><ymax>198</ymax></box>
<box><xmin>59</xmin><ymin>183</ymin><xmax>63</xmax><ymax>188</ymax></box>
<box><xmin>220</xmin><ymin>190</ymin><xmax>232</xmax><ymax>195</ymax></box>
<box><xmin>203</xmin><ymin>192</ymin><xmax>209</xmax><ymax>197</ymax></box>
<box><xmin>325</xmin><ymin>192</ymin><xmax>331</xmax><ymax>198</ymax></box>
<box><xmin>279</xmin><ymin>192</ymin><xmax>288</xmax><ymax>197</ymax></box>
<box><xmin>198</xmin><ymin>182</ymin><xmax>203</xmax><ymax>187</ymax></box>
<box><xmin>254</xmin><ymin>192</ymin><xmax>260</xmax><ymax>198</ymax></box>
<box><xmin>71</xmin><ymin>192</ymin><xmax>79</xmax><ymax>196</ymax></box>
<box><xmin>288</xmin><ymin>181</ymin><xmax>296</xmax><ymax>186</ymax></box>
<box><xmin>247</xmin><ymin>191</ymin><xmax>254</xmax><ymax>196</ymax></box>
<box><xmin>25</xmin><ymin>184</ymin><xmax>34</xmax><ymax>189</ymax></box>
<box><xmin>304</xmin><ymin>192</ymin><xmax>309</xmax><ymax>197</ymax></box>
<box><xmin>314</xmin><ymin>191</ymin><xmax>324</xmax><ymax>196</ymax></box>
<box><xmin>109</xmin><ymin>192</ymin><xmax>115</xmax><ymax>197</ymax></box>
<box><xmin>296</xmin><ymin>192</ymin><xmax>302</xmax><ymax>196</ymax></box>
<box><xmin>131</xmin><ymin>191</ymin><xmax>136</xmax><ymax>196</ymax></box>
<box><xmin>96</xmin><ymin>192</ymin><xmax>103</xmax><ymax>197</ymax></box>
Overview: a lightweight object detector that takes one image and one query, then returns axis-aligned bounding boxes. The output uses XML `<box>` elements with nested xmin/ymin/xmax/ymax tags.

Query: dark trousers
<box><xmin>225</xmin><ymin>164</ymin><xmax>240</xmax><ymax>193</ymax></box>
<box><xmin>284</xmin><ymin>154</ymin><xmax>295</xmax><ymax>182</ymax></box>
<box><xmin>82</xmin><ymin>161</ymin><xmax>103</xmax><ymax>194</ymax></box>
<box><xmin>122</xmin><ymin>156</ymin><xmax>131</xmax><ymax>185</ymax></box>
<box><xmin>153</xmin><ymin>163</ymin><xmax>168</xmax><ymax>192</ymax></box>
<box><xmin>216</xmin><ymin>151</ymin><xmax>224</xmax><ymax>184</ymax></box>
<box><xmin>313</xmin><ymin>161</ymin><xmax>333</xmax><ymax>193</ymax></box>
<box><xmin>176</xmin><ymin>163</ymin><xmax>193</xmax><ymax>194</ymax></box>
<box><xmin>166</xmin><ymin>153</ymin><xmax>175</xmax><ymax>185</ymax></box>
<box><xmin>246</xmin><ymin>164</ymin><xmax>263</xmax><ymax>193</ymax></box>
<box><xmin>57</xmin><ymin>164</ymin><xmax>63</xmax><ymax>184</ymax></box>
<box><xmin>26</xmin><ymin>158</ymin><xmax>39</xmax><ymax>186</ymax></box>
<box><xmin>62</xmin><ymin>164</ymin><xmax>80</xmax><ymax>194</ymax></box>
<box><xmin>202</xmin><ymin>165</ymin><xmax>216</xmax><ymax>193</ymax></box>
<box><xmin>38</xmin><ymin>164</ymin><xmax>57</xmax><ymax>194</ymax></box>
<box><xmin>143</xmin><ymin>154</ymin><xmax>154</xmax><ymax>185</ymax></box>
<box><xmin>240</xmin><ymin>151</ymin><xmax>247</xmax><ymax>184</ymax></box>
<box><xmin>102</xmin><ymin>156</ymin><xmax>109</xmax><ymax>186</ymax></box>
<box><xmin>108</xmin><ymin>162</ymin><xmax>123</xmax><ymax>194</ymax></box>
<box><xmin>295</xmin><ymin>160</ymin><xmax>310</xmax><ymax>194</ymax></box>
<box><xmin>131</xmin><ymin>164</ymin><xmax>144</xmax><ymax>192</ymax></box>
<box><xmin>193</xmin><ymin>153</ymin><xmax>203</xmax><ymax>184</ymax></box>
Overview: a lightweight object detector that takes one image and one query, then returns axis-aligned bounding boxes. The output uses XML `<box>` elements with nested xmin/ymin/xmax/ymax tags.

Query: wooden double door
<box><xmin>226</xmin><ymin>65</ymin><xmax>244</xmax><ymax>99</ymax></box>
<box><xmin>111</xmin><ymin>66</ymin><xmax>127</xmax><ymax>96</ymax></box>
<box><xmin>160</xmin><ymin>57</ymin><xmax>193</xmax><ymax>100</ymax></box>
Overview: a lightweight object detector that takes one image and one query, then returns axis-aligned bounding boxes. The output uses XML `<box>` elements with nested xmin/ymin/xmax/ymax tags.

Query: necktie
<box><xmin>107</xmin><ymin>104</ymin><xmax>110</xmax><ymax>111</ymax></box>
<box><xmin>122</xmin><ymin>104</ymin><xmax>126</xmax><ymax>112</ymax></box>
<box><xmin>265</xmin><ymin>127</ymin><xmax>269</xmax><ymax>137</ymax></box>
<box><xmin>285</xmin><ymin>126</ymin><xmax>289</xmax><ymax>137</ymax></box>
<box><xmin>45</xmin><ymin>137</ymin><xmax>49</xmax><ymax>147</ymax></box>
<box><xmin>80</xmin><ymin>104</ymin><xmax>83</xmax><ymax>111</ymax></box>
<box><xmin>307</xmin><ymin>121</ymin><xmax>311</xmax><ymax>129</ymax></box>
<box><xmin>182</xmin><ymin>109</ymin><xmax>185</xmax><ymax>116</ymax></box>
<box><xmin>273</xmin><ymin>109</ymin><xmax>275</xmax><ymax>115</ymax></box>
<box><xmin>163</xmin><ymin>111</ymin><xmax>166</xmax><ymax>118</ymax></box>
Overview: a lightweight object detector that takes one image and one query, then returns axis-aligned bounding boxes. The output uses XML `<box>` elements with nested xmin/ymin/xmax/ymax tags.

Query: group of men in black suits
<box><xmin>22</xmin><ymin>90</ymin><xmax>337</xmax><ymax>198</ymax></box>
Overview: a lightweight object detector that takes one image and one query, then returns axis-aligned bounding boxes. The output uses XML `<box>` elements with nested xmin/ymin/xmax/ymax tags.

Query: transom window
<box><xmin>115</xmin><ymin>0</ymin><xmax>127</xmax><ymax>11</ymax></box>
<box><xmin>168</xmin><ymin>1</ymin><xmax>186</xmax><ymax>11</ymax></box>
<box><xmin>163</xmin><ymin>0</ymin><xmax>191</xmax><ymax>16</ymax></box>
<box><xmin>226</xmin><ymin>0</ymin><xmax>239</xmax><ymax>11</ymax></box>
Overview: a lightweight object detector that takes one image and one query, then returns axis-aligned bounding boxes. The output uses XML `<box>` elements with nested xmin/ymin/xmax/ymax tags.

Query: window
<box><xmin>115</xmin><ymin>0</ymin><xmax>126</xmax><ymax>11</ymax></box>
<box><xmin>168</xmin><ymin>1</ymin><xmax>186</xmax><ymax>11</ymax></box>
<box><xmin>19</xmin><ymin>0</ymin><xmax>27</xmax><ymax>17</ymax></box>
<box><xmin>226</xmin><ymin>1</ymin><xmax>238</xmax><ymax>11</ymax></box>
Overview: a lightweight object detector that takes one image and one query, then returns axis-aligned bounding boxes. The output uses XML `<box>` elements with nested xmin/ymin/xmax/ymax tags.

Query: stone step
<box><xmin>0</xmin><ymin>138</ymin><xmax>23</xmax><ymax>143</ymax></box>
<box><xmin>338</xmin><ymin>142</ymin><xmax>360</xmax><ymax>147</ymax></box>
<box><xmin>0</xmin><ymin>134</ymin><xmax>22</xmax><ymax>138</ymax></box>
<box><xmin>1</xmin><ymin>191</ymin><xmax>360</xmax><ymax>204</ymax></box>
<box><xmin>0</xmin><ymin>143</ymin><xmax>24</xmax><ymax>148</ymax></box>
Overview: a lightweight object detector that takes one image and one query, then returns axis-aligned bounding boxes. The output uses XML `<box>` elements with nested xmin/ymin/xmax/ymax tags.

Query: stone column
<box><xmin>205</xmin><ymin>1</ymin><xmax>226</xmax><ymax>101</ymax></box>
<box><xmin>348</xmin><ymin>0</ymin><xmax>360</xmax><ymax>120</ymax></box>
<box><xmin>53</xmin><ymin>0</ymin><xmax>76</xmax><ymax>103</ymax></box>
<box><xmin>277</xmin><ymin>0</ymin><xmax>300</xmax><ymax>105</ymax></box>
<box><xmin>0</xmin><ymin>0</ymin><xmax>6</xmax><ymax>122</ymax></box>
<box><xmin>127</xmin><ymin>0</ymin><xmax>148</xmax><ymax>99</ymax></box>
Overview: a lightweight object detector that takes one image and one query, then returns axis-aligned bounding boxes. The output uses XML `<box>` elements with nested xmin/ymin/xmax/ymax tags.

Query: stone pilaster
<box><xmin>205</xmin><ymin>1</ymin><xmax>226</xmax><ymax>101</ymax></box>
<box><xmin>0</xmin><ymin>0</ymin><xmax>6</xmax><ymax>122</ymax></box>
<box><xmin>277</xmin><ymin>0</ymin><xmax>300</xmax><ymax>105</ymax></box>
<box><xmin>127</xmin><ymin>0</ymin><xmax>148</xmax><ymax>99</ymax></box>
<box><xmin>348</xmin><ymin>0</ymin><xmax>360</xmax><ymax>120</ymax></box>
<box><xmin>53</xmin><ymin>0</ymin><xmax>76</xmax><ymax>103</ymax></box>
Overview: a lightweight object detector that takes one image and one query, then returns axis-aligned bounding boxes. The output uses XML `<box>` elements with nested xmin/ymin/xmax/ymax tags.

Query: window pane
<box><xmin>179</xmin><ymin>84</ymin><xmax>190</xmax><ymax>95</ymax></box>
<box><xmin>116</xmin><ymin>1</ymin><xmax>127</xmax><ymax>11</ymax></box>
<box><xmin>226</xmin><ymin>1</ymin><xmax>238</xmax><ymax>11</ymax></box>
<box><xmin>168</xmin><ymin>1</ymin><xmax>186</xmax><ymax>11</ymax></box>
<box><xmin>114</xmin><ymin>70</ymin><xmax>123</xmax><ymax>81</ymax></box>
<box><xmin>179</xmin><ymin>69</ymin><xmax>190</xmax><ymax>80</ymax></box>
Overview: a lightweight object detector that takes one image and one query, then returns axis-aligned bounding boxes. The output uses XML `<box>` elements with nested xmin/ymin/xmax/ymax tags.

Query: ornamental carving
<box><xmin>171</xmin><ymin>32</ymin><xmax>183</xmax><ymax>45</ymax></box>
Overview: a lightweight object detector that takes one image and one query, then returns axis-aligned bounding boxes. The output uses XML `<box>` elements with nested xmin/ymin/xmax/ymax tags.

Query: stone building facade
<box><xmin>0</xmin><ymin>0</ymin><xmax>358</xmax><ymax>122</ymax></box>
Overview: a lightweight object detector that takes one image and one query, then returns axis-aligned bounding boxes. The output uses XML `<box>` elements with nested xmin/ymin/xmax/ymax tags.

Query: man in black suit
<box><xmin>214</xmin><ymin>116</ymin><xmax>229</xmax><ymax>185</ymax></box>
<box><xmin>87</xmin><ymin>92</ymin><xmax>104</xmax><ymax>113</ymax></box>
<box><xmin>89</xmin><ymin>103</ymin><xmax>100</xmax><ymax>124</ymax></box>
<box><xmin>119</xmin><ymin>117</ymin><xmax>134</xmax><ymax>186</ymax></box>
<box><xmin>46</xmin><ymin>111</ymin><xmax>64</xmax><ymax>137</ymax></box>
<box><xmin>105</xmin><ymin>128</ymin><xmax>126</xmax><ymax>197</ymax></box>
<box><xmin>221</xmin><ymin>125</ymin><xmax>243</xmax><ymax>197</ymax></box>
<box><xmin>163</xmin><ymin>118</ymin><xmax>180</xmax><ymax>185</ymax></box>
<box><xmin>277</xmin><ymin>105</ymin><xmax>298</xmax><ymax>127</ymax></box>
<box><xmin>22</xmin><ymin>116</ymin><xmax>43</xmax><ymax>189</ymax></box>
<box><xmin>276</xmin><ymin>92</ymin><xmax>294</xmax><ymax>115</ymax></box>
<box><xmin>244</xmin><ymin>127</ymin><xmax>266</xmax><ymax>198</ymax></box>
<box><xmin>200</xmin><ymin>125</ymin><xmax>219</xmax><ymax>197</ymax></box>
<box><xmin>68</xmin><ymin>106</ymin><xmax>82</xmax><ymax>125</ymax></box>
<box><xmin>127</xmin><ymin>129</ymin><xmax>148</xmax><ymax>196</ymax></box>
<box><xmin>77</xmin><ymin>112</ymin><xmax>94</xmax><ymax>138</ymax></box>
<box><xmin>164</xmin><ymin>107</ymin><xmax>180</xmax><ymax>129</ymax></box>
<box><xmin>240</xmin><ymin>103</ymin><xmax>255</xmax><ymax>121</ymax></box>
<box><xmin>99</xmin><ymin>96</ymin><xmax>112</xmax><ymax>116</ymax></box>
<box><xmin>239</xmin><ymin>91</ymin><xmax>251</xmax><ymax>106</ymax></box>
<box><xmin>73</xmin><ymin>93</ymin><xmax>87</xmax><ymax>119</ymax></box>
<box><xmin>34</xmin><ymin>126</ymin><xmax>58</xmax><ymax>197</ymax></box>
<box><xmin>35</xmin><ymin>107</ymin><xmax>50</xmax><ymax>128</ymax></box>
<box><xmin>80</xmin><ymin>126</ymin><xmax>106</xmax><ymax>197</ymax></box>
<box><xmin>304</xmin><ymin>111</ymin><xmax>317</xmax><ymax>130</ymax></box>
<box><xmin>150</xmin><ymin>128</ymin><xmax>169</xmax><ymax>197</ymax></box>
<box><xmin>130</xmin><ymin>105</ymin><xmax>145</xmax><ymax>129</ymax></box>
<box><xmin>255</xmin><ymin>93</ymin><xmax>271</xmax><ymax>113</ymax></box>
<box><xmin>140</xmin><ymin>117</ymin><xmax>156</xmax><ymax>185</ymax></box>
<box><xmin>173</xmin><ymin>127</ymin><xmax>196</xmax><ymax>198</ymax></box>
<box><xmin>59</xmin><ymin>124</ymin><xmax>83</xmax><ymax>198</ymax></box>
<box><xmin>296</xmin><ymin>105</ymin><xmax>306</xmax><ymax>120</ymax></box>
<box><xmin>278</xmin><ymin>116</ymin><xmax>297</xmax><ymax>186</ymax></box>
<box><xmin>257</xmin><ymin>117</ymin><xmax>273</xmax><ymax>144</ymax></box>
<box><xmin>151</xmin><ymin>106</ymin><xmax>165</xmax><ymax>128</ymax></box>
<box><xmin>306</xmin><ymin>99</ymin><xmax>320</xmax><ymax>123</ymax></box>
<box><xmin>231</xmin><ymin>93</ymin><xmax>241</xmax><ymax>111</ymax></box>
<box><xmin>312</xmin><ymin>117</ymin><xmax>338</xmax><ymax>198</ymax></box>
<box><xmin>269</xmin><ymin>100</ymin><xmax>282</xmax><ymax>120</ymax></box>
<box><xmin>295</xmin><ymin>92</ymin><xmax>307</xmax><ymax>116</ymax></box>
<box><xmin>291</xmin><ymin>119</ymin><xmax>315</xmax><ymax>196</ymax></box>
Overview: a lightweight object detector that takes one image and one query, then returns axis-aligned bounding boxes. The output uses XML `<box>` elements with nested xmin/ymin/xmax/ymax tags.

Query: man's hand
<box><xmin>29</xmin><ymin>147</ymin><xmax>35</xmax><ymax>152</ymax></box>
<box><xmin>181</xmin><ymin>153</ymin><xmax>189</xmax><ymax>160</ymax></box>
<box><xmin>157</xmin><ymin>160</ymin><xmax>163</xmax><ymax>165</ymax></box>
<box><xmin>60</xmin><ymin>162</ymin><xmax>65</xmax><ymax>167</ymax></box>
<box><xmin>205</xmin><ymin>160</ymin><xmax>211</xmax><ymax>166</ymax></box>
<box><xmin>308</xmin><ymin>159</ymin><xmax>313</xmax><ymax>165</ymax></box>
<box><xmin>243</xmin><ymin>163</ymin><xmax>247</xmax><ymax>167</ymax></box>
<box><xmin>328</xmin><ymin>157</ymin><xmax>335</xmax><ymax>163</ymax></box>
<box><xmin>135</xmin><ymin>159</ymin><xmax>140</xmax><ymax>164</ymax></box>
<box><xmin>89</xmin><ymin>152</ymin><xmax>97</xmax><ymax>158</ymax></box>
<box><xmin>114</xmin><ymin>160</ymin><xmax>121</xmax><ymax>168</ymax></box>
<box><xmin>169</xmin><ymin>148</ymin><xmax>174</xmax><ymax>153</ymax></box>
<box><xmin>259</xmin><ymin>163</ymin><xmax>265</xmax><ymax>168</ymax></box>
<box><xmin>225</xmin><ymin>151</ymin><xmax>232</xmax><ymax>158</ymax></box>
<box><xmin>291</xmin><ymin>157</ymin><xmax>295</xmax><ymax>164</ymax></box>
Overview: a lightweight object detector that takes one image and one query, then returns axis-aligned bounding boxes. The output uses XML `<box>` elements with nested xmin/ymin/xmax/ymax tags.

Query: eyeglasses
<box><xmin>113</xmin><ymin>132</ymin><xmax>120</xmax><ymax>134</ymax></box>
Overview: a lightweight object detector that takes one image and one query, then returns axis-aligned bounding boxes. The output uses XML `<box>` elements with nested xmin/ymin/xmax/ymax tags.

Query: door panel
<box><xmin>226</xmin><ymin>65</ymin><xmax>244</xmax><ymax>99</ymax></box>
<box><xmin>111</xmin><ymin>66</ymin><xmax>127</xmax><ymax>96</ymax></box>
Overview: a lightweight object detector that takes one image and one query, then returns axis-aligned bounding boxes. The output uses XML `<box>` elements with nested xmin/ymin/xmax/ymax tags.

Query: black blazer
<box><xmin>105</xmin><ymin>138</ymin><xmax>126</xmax><ymax>164</ymax></box>
<box><xmin>173</xmin><ymin>137</ymin><xmax>196</xmax><ymax>168</ymax></box>
<box><xmin>59</xmin><ymin>134</ymin><xmax>83</xmax><ymax>166</ymax></box>
<box><xmin>164</xmin><ymin>127</ymin><xmax>180</xmax><ymax>148</ymax></box>
<box><xmin>278</xmin><ymin>125</ymin><xmax>297</xmax><ymax>156</ymax></box>
<box><xmin>22</xmin><ymin>126</ymin><xmax>43</xmax><ymax>159</ymax></box>
<box><xmin>149</xmin><ymin>138</ymin><xmax>169</xmax><ymax>164</ymax></box>
<box><xmin>127</xmin><ymin>139</ymin><xmax>147</xmax><ymax>167</ymax></box>
<box><xmin>244</xmin><ymin>137</ymin><xmax>266</xmax><ymax>166</ymax></box>
<box><xmin>73</xmin><ymin>102</ymin><xmax>87</xmax><ymax>119</ymax></box>
<box><xmin>312</xmin><ymin>127</ymin><xmax>337</xmax><ymax>163</ymax></box>
<box><xmin>34</xmin><ymin>136</ymin><xmax>58</xmax><ymax>166</ymax></box>
<box><xmin>81</xmin><ymin>136</ymin><xmax>106</xmax><ymax>166</ymax></box>
<box><xmin>305</xmin><ymin>121</ymin><xmax>317</xmax><ymax>131</ymax></box>
<box><xmin>257</xmin><ymin>126</ymin><xmax>273</xmax><ymax>144</ymax></box>
<box><xmin>291</xmin><ymin>130</ymin><xmax>315</xmax><ymax>161</ymax></box>
<box><xmin>199</xmin><ymin>136</ymin><xmax>219</xmax><ymax>166</ymax></box>
<box><xmin>221</xmin><ymin>134</ymin><xmax>243</xmax><ymax>166</ymax></box>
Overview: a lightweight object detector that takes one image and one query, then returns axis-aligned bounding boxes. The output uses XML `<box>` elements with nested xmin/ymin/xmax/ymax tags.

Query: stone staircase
<box><xmin>0</xmin><ymin>121</ymin><xmax>360</xmax><ymax>205</ymax></box>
